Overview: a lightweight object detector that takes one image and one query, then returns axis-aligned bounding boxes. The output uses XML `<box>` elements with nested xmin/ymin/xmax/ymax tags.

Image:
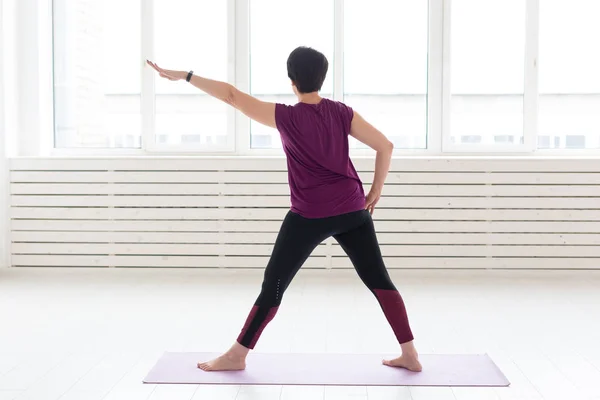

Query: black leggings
<box><xmin>236</xmin><ymin>209</ymin><xmax>414</xmax><ymax>349</ymax></box>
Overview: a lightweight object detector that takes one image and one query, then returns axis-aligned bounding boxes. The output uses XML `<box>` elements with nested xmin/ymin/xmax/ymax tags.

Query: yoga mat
<box><xmin>143</xmin><ymin>352</ymin><xmax>510</xmax><ymax>387</ymax></box>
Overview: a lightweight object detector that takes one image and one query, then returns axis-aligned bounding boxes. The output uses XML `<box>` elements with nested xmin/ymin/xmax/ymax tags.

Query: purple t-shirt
<box><xmin>275</xmin><ymin>98</ymin><xmax>365</xmax><ymax>219</ymax></box>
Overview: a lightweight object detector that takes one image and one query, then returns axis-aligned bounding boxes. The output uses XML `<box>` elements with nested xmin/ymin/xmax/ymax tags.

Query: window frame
<box><xmin>28</xmin><ymin>0</ymin><xmax>598</xmax><ymax>156</ymax></box>
<box><xmin>441</xmin><ymin>0</ymin><xmax>538</xmax><ymax>154</ymax></box>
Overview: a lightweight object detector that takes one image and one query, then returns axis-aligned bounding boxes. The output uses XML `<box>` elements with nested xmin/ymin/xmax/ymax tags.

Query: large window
<box><xmin>249</xmin><ymin>0</ymin><xmax>334</xmax><ymax>149</ymax></box>
<box><xmin>50</xmin><ymin>0</ymin><xmax>600</xmax><ymax>154</ymax></box>
<box><xmin>153</xmin><ymin>0</ymin><xmax>229</xmax><ymax>149</ymax></box>
<box><xmin>448</xmin><ymin>0</ymin><xmax>525</xmax><ymax>149</ymax></box>
<box><xmin>538</xmin><ymin>0</ymin><xmax>600</xmax><ymax>149</ymax></box>
<box><xmin>344</xmin><ymin>0</ymin><xmax>428</xmax><ymax>150</ymax></box>
<box><xmin>53</xmin><ymin>0</ymin><xmax>229</xmax><ymax>150</ymax></box>
<box><xmin>53</xmin><ymin>0</ymin><xmax>141</xmax><ymax>148</ymax></box>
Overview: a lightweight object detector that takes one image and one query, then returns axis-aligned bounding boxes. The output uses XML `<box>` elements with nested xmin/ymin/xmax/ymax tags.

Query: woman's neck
<box><xmin>297</xmin><ymin>92</ymin><xmax>322</xmax><ymax>105</ymax></box>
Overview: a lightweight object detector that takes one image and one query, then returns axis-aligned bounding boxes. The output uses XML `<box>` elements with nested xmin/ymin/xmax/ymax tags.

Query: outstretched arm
<box><xmin>147</xmin><ymin>61</ymin><xmax>276</xmax><ymax>128</ymax></box>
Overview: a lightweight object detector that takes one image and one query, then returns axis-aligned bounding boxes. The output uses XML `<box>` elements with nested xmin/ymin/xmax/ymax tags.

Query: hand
<box><xmin>365</xmin><ymin>188</ymin><xmax>381</xmax><ymax>215</ymax></box>
<box><xmin>146</xmin><ymin>60</ymin><xmax>187</xmax><ymax>81</ymax></box>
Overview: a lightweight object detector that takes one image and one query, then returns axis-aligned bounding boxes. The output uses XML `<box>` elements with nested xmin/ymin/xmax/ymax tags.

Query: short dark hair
<box><xmin>287</xmin><ymin>47</ymin><xmax>328</xmax><ymax>94</ymax></box>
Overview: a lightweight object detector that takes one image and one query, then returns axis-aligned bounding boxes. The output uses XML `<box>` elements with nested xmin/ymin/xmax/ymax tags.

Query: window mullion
<box><xmin>37</xmin><ymin>0</ymin><xmax>54</xmax><ymax>155</ymax></box>
<box><xmin>227</xmin><ymin>0</ymin><xmax>236</xmax><ymax>152</ymax></box>
<box><xmin>141</xmin><ymin>0</ymin><xmax>155</xmax><ymax>151</ymax></box>
<box><xmin>441</xmin><ymin>0</ymin><xmax>452</xmax><ymax>152</ymax></box>
<box><xmin>428</xmin><ymin>0</ymin><xmax>444</xmax><ymax>153</ymax></box>
<box><xmin>523</xmin><ymin>0</ymin><xmax>539</xmax><ymax>152</ymax></box>
<box><xmin>234</xmin><ymin>0</ymin><xmax>250</xmax><ymax>154</ymax></box>
<box><xmin>333</xmin><ymin>0</ymin><xmax>344</xmax><ymax>101</ymax></box>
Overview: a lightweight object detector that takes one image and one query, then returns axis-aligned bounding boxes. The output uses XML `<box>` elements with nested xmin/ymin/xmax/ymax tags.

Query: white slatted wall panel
<box><xmin>8</xmin><ymin>157</ymin><xmax>600</xmax><ymax>269</ymax></box>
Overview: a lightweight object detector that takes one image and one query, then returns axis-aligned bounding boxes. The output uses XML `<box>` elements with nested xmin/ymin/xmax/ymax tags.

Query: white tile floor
<box><xmin>1</xmin><ymin>267</ymin><xmax>599</xmax><ymax>400</ymax></box>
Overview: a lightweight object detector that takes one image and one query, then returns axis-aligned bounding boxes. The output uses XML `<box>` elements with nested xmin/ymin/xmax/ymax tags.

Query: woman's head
<box><xmin>287</xmin><ymin>46</ymin><xmax>328</xmax><ymax>94</ymax></box>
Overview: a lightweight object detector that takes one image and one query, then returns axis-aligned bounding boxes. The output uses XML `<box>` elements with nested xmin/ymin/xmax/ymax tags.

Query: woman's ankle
<box><xmin>228</xmin><ymin>341</ymin><xmax>250</xmax><ymax>359</ymax></box>
<box><xmin>400</xmin><ymin>340</ymin><xmax>419</xmax><ymax>357</ymax></box>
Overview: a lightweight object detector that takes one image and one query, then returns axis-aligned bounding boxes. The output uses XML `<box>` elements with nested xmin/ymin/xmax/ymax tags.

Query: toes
<box><xmin>384</xmin><ymin>358</ymin><xmax>405</xmax><ymax>368</ymax></box>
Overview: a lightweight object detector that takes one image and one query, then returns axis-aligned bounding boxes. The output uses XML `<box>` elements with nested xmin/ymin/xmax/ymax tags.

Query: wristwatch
<box><xmin>186</xmin><ymin>71</ymin><xmax>193</xmax><ymax>82</ymax></box>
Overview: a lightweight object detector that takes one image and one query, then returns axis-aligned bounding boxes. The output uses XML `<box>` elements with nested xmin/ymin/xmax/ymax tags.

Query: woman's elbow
<box><xmin>224</xmin><ymin>85</ymin><xmax>238</xmax><ymax>106</ymax></box>
<box><xmin>378</xmin><ymin>140</ymin><xmax>394</xmax><ymax>154</ymax></box>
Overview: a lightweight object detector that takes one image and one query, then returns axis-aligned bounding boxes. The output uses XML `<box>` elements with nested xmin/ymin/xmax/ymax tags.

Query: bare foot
<box><xmin>197</xmin><ymin>354</ymin><xmax>246</xmax><ymax>371</ymax></box>
<box><xmin>383</xmin><ymin>354</ymin><xmax>423</xmax><ymax>372</ymax></box>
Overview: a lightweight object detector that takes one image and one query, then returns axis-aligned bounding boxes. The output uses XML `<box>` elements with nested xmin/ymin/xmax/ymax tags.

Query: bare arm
<box><xmin>349</xmin><ymin>112</ymin><xmax>394</xmax><ymax>212</ymax></box>
<box><xmin>188</xmin><ymin>75</ymin><xmax>276</xmax><ymax>128</ymax></box>
<box><xmin>147</xmin><ymin>61</ymin><xmax>276</xmax><ymax>128</ymax></box>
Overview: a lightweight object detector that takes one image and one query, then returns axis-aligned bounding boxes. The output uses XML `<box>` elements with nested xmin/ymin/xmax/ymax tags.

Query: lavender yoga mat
<box><xmin>143</xmin><ymin>352</ymin><xmax>509</xmax><ymax>387</ymax></box>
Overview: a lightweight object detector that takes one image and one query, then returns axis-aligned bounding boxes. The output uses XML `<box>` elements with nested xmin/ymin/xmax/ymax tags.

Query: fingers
<box><xmin>147</xmin><ymin>61</ymin><xmax>164</xmax><ymax>76</ymax></box>
<box><xmin>146</xmin><ymin>60</ymin><xmax>160</xmax><ymax>72</ymax></box>
<box><xmin>146</xmin><ymin>60</ymin><xmax>168</xmax><ymax>76</ymax></box>
<box><xmin>365</xmin><ymin>193</ymin><xmax>380</xmax><ymax>215</ymax></box>
<box><xmin>365</xmin><ymin>202</ymin><xmax>375</xmax><ymax>215</ymax></box>
<box><xmin>147</xmin><ymin>60</ymin><xmax>161</xmax><ymax>71</ymax></box>
<box><xmin>147</xmin><ymin>60</ymin><xmax>178</xmax><ymax>81</ymax></box>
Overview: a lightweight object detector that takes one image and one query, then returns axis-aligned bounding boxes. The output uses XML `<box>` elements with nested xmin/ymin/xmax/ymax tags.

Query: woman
<box><xmin>147</xmin><ymin>46</ymin><xmax>422</xmax><ymax>373</ymax></box>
